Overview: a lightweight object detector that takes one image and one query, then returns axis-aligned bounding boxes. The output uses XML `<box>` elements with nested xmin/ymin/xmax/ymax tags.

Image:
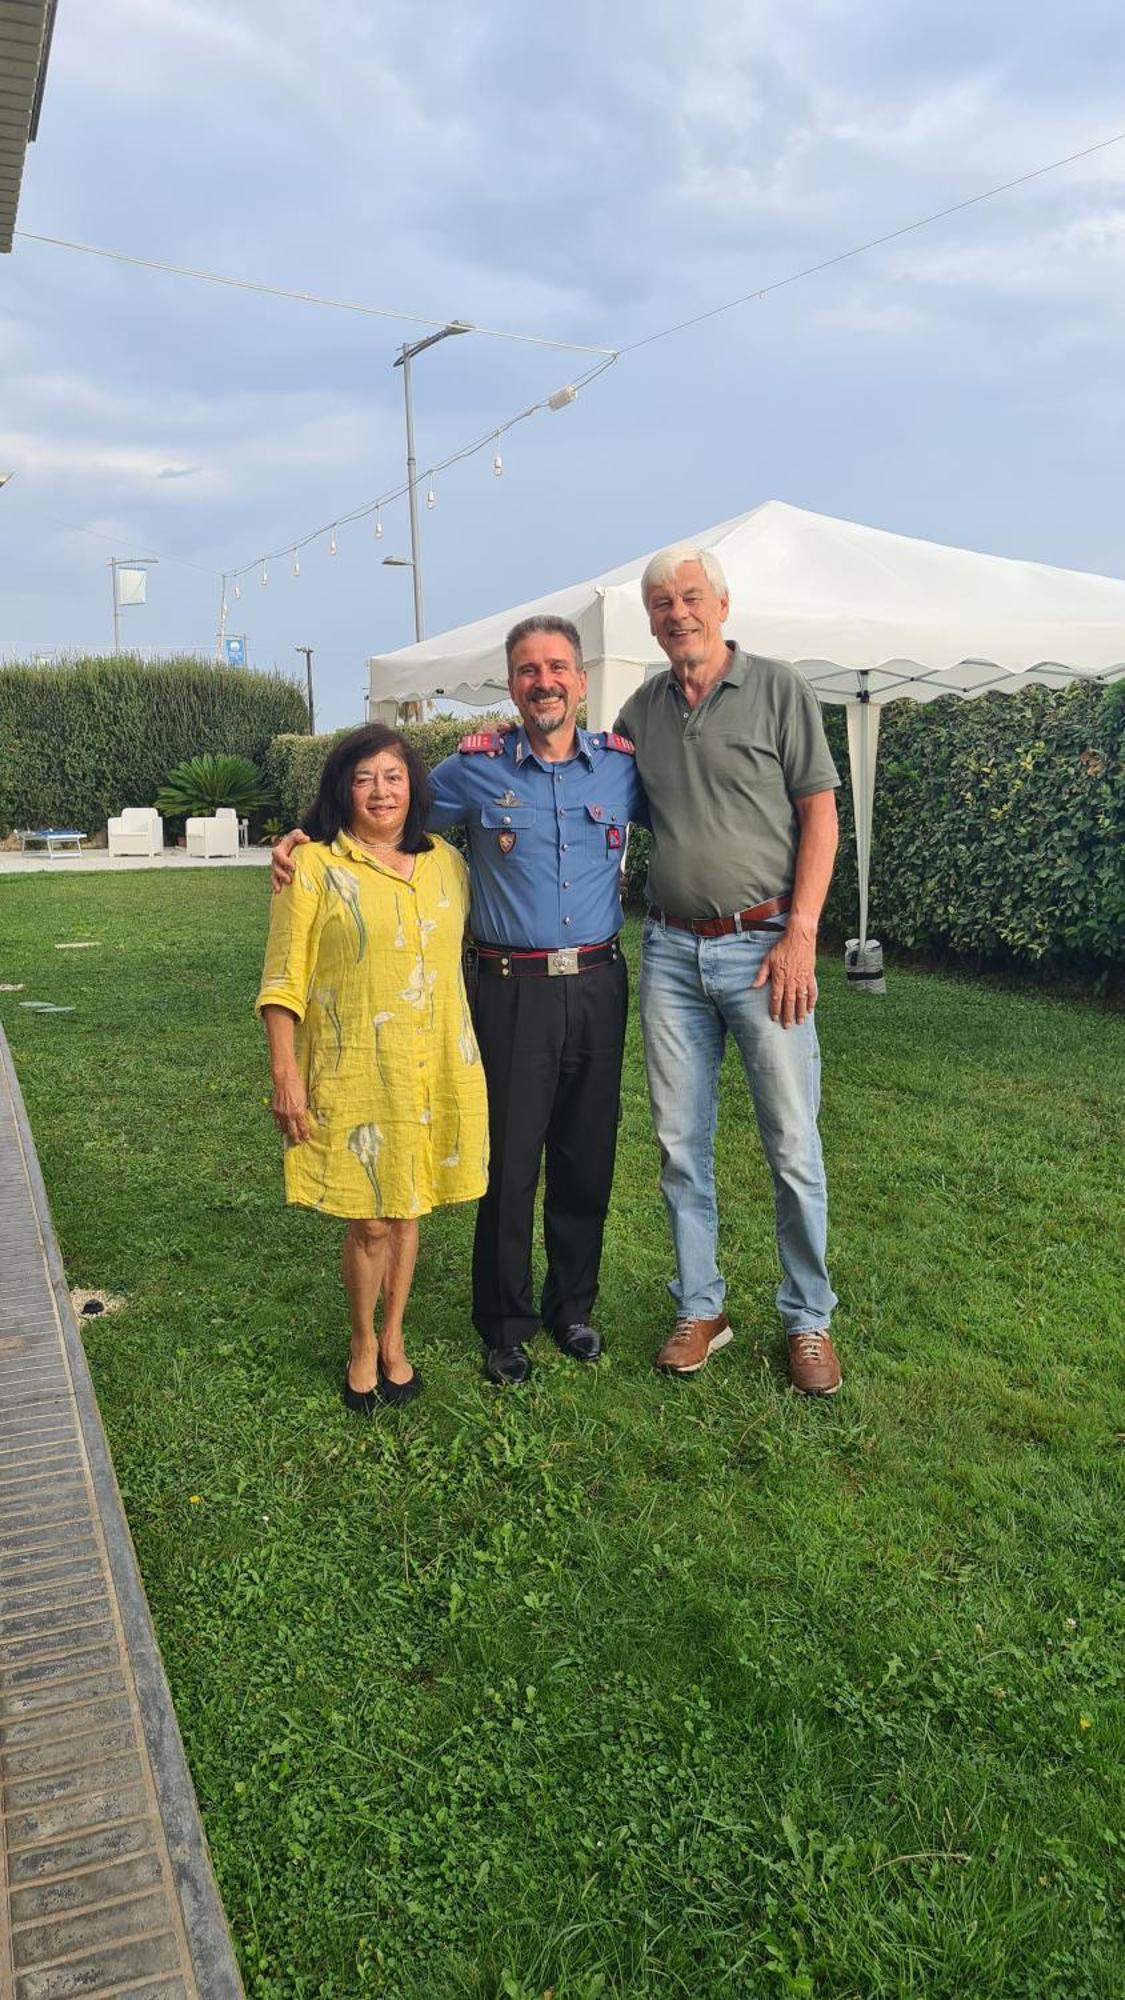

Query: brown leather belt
<box><xmin>474</xmin><ymin>939</ymin><xmax>619</xmax><ymax>979</ymax></box>
<box><xmin>647</xmin><ymin>893</ymin><xmax>792</xmax><ymax>938</ymax></box>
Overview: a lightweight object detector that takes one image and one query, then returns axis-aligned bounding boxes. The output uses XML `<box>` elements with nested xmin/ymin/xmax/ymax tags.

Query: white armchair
<box><xmin>107</xmin><ymin>806</ymin><xmax>164</xmax><ymax>858</ymax></box>
<box><xmin>186</xmin><ymin>807</ymin><xmax>240</xmax><ymax>858</ymax></box>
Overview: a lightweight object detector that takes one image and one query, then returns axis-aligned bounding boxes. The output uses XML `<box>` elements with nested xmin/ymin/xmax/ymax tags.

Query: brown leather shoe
<box><xmin>787</xmin><ymin>1329</ymin><xmax>842</xmax><ymax>1396</ymax></box>
<box><xmin>655</xmin><ymin>1313</ymin><xmax>733</xmax><ymax>1376</ymax></box>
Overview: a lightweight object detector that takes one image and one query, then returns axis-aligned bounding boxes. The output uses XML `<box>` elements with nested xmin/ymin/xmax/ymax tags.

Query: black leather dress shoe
<box><xmin>483</xmin><ymin>1344</ymin><xmax>533</xmax><ymax>1385</ymax></box>
<box><xmin>553</xmin><ymin>1323</ymin><xmax>602</xmax><ymax>1362</ymax></box>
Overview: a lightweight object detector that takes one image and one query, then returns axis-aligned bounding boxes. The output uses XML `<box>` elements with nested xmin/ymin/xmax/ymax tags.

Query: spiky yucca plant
<box><xmin>155</xmin><ymin>753</ymin><xmax>273</xmax><ymax>817</ymax></box>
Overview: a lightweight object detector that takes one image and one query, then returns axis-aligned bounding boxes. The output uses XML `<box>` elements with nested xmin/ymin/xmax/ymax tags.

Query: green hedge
<box><xmin>265</xmin><ymin>713</ymin><xmax>506</xmax><ymax>828</ymax></box>
<box><xmin>820</xmin><ymin>683</ymin><xmax>1123</xmax><ymax>968</ymax></box>
<box><xmin>621</xmin><ymin>684</ymin><xmax>1123</xmax><ymax>971</ymax></box>
<box><xmin>0</xmin><ymin>656</ymin><xmax>309</xmax><ymax>834</ymax></box>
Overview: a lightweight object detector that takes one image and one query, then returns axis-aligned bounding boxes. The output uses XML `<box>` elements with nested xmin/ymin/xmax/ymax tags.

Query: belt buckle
<box><xmin>546</xmin><ymin>947</ymin><xmax>580</xmax><ymax>976</ymax></box>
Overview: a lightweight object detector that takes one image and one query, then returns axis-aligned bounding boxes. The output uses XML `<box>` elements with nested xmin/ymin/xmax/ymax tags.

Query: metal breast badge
<box><xmin>495</xmin><ymin>790</ymin><xmax>521</xmax><ymax>853</ymax></box>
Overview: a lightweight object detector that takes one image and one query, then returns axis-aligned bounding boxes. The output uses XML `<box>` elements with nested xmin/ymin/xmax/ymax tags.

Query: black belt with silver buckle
<box><xmin>474</xmin><ymin>939</ymin><xmax>619</xmax><ymax>979</ymax></box>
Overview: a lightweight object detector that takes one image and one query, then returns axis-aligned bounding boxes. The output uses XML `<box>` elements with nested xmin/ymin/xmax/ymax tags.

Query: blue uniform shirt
<box><xmin>427</xmin><ymin>726</ymin><xmax>647</xmax><ymax>950</ymax></box>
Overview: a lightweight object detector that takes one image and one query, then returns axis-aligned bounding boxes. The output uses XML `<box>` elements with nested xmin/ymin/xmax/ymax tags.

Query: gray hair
<box><xmin>640</xmin><ymin>542</ymin><xmax>728</xmax><ymax>609</ymax></box>
<box><xmin>504</xmin><ymin>614</ymin><xmax>584</xmax><ymax>673</ymax></box>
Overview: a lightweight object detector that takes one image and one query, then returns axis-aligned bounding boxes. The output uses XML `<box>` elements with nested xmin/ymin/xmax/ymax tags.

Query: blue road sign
<box><xmin>225</xmin><ymin>637</ymin><xmax>246</xmax><ymax>666</ymax></box>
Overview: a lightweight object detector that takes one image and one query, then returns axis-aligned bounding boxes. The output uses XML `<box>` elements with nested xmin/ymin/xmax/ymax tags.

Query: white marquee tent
<box><xmin>369</xmin><ymin>501</ymin><xmax>1125</xmax><ymax>947</ymax></box>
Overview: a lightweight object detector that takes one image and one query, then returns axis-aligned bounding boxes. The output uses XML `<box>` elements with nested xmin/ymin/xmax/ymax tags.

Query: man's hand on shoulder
<box><xmin>752</xmin><ymin>917</ymin><xmax>818</xmax><ymax>1028</ymax></box>
<box><xmin>271</xmin><ymin>828</ymin><xmax>311</xmax><ymax>894</ymax></box>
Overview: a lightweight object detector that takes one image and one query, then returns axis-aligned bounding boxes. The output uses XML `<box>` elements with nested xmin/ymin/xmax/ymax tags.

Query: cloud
<box><xmin>7</xmin><ymin>0</ymin><xmax>1125</xmax><ymax>714</ymax></box>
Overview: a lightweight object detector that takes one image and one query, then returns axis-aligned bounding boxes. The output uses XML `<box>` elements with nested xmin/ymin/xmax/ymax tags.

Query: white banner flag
<box><xmin>116</xmin><ymin>567</ymin><xmax>148</xmax><ymax>606</ymax></box>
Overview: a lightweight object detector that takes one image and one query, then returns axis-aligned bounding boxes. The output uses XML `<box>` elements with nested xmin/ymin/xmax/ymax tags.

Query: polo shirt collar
<box><xmin>664</xmin><ymin>640</ymin><xmax>747</xmax><ymax>697</ymax></box>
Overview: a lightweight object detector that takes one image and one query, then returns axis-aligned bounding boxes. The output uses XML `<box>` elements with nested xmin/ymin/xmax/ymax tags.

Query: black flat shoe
<box><xmin>377</xmin><ymin>1361</ymin><xmax>424</xmax><ymax>1407</ymax></box>
<box><xmin>342</xmin><ymin>1367</ymin><xmax>377</xmax><ymax>1417</ymax></box>
<box><xmin>553</xmin><ymin>1323</ymin><xmax>602</xmax><ymax>1363</ymax></box>
<box><xmin>483</xmin><ymin>1344</ymin><xmax>532</xmax><ymax>1386</ymax></box>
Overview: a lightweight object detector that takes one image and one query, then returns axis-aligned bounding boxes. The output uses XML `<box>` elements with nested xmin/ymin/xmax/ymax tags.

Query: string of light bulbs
<box><xmin>218</xmin><ymin>357</ymin><xmax>614</xmax><ymax>616</ymax></box>
<box><xmin>19</xmin><ymin>126</ymin><xmax>1124</xmax><ymax>621</ymax></box>
<box><xmin>217</xmin><ymin>126</ymin><xmax>1125</xmax><ymax>610</ymax></box>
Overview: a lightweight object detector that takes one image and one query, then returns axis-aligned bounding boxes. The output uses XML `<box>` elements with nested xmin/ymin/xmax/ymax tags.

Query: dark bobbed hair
<box><xmin>301</xmin><ymin>724</ymin><xmax>434</xmax><ymax>853</ymax></box>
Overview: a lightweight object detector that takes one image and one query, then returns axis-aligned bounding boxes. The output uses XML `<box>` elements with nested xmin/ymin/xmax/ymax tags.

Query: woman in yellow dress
<box><xmin>257</xmin><ymin>725</ymin><xmax>488</xmax><ymax>1411</ymax></box>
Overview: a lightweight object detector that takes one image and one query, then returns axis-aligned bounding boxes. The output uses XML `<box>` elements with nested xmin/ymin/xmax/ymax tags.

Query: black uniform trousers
<box><xmin>470</xmin><ymin>954</ymin><xmax>628</xmax><ymax>1350</ymax></box>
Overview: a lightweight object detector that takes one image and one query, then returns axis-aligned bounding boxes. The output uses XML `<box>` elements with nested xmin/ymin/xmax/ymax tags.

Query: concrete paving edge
<box><xmin>0</xmin><ymin>1023</ymin><xmax>246</xmax><ymax>1999</ymax></box>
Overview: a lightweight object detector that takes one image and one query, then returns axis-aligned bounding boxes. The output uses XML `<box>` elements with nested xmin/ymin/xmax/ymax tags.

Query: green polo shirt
<box><xmin>616</xmin><ymin>644</ymin><xmax>839</xmax><ymax>919</ymax></box>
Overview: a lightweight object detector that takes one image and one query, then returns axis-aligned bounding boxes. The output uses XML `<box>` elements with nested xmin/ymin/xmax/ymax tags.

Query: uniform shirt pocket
<box><xmin>584</xmin><ymin>802</ymin><xmax>624</xmax><ymax>858</ymax></box>
<box><xmin>479</xmin><ymin>804</ymin><xmax>536</xmax><ymax>832</ymax></box>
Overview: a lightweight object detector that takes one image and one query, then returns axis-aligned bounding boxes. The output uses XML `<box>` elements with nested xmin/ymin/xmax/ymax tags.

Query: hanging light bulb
<box><xmin>292</xmin><ymin>553</ymin><xmax>301</xmax><ymax>577</ymax></box>
<box><xmin>233</xmin><ymin>580</ymin><xmax>241</xmax><ymax>600</ymax></box>
<box><xmin>374</xmin><ymin>508</ymin><xmax>384</xmax><ymax>540</ymax></box>
<box><xmin>329</xmin><ymin>529</ymin><xmax>337</xmax><ymax>556</ymax></box>
<box><xmin>426</xmin><ymin>476</ymin><xmax>436</xmax><ymax>510</ymax></box>
<box><xmin>492</xmin><ymin>432</ymin><xmax>504</xmax><ymax>477</ymax></box>
<box><xmin>260</xmin><ymin>564</ymin><xmax>269</xmax><ymax>587</ymax></box>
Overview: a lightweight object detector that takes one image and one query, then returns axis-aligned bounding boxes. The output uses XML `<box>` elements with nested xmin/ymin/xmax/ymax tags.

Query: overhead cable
<box><xmin>13</xmin><ymin>230</ymin><xmax>617</xmax><ymax>357</ymax></box>
<box><xmin>621</xmin><ymin>128</ymin><xmax>1125</xmax><ymax>354</ymax></box>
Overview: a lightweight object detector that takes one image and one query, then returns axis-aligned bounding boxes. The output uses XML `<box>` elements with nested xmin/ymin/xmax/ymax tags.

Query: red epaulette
<box><xmin>458</xmin><ymin>730</ymin><xmax>504</xmax><ymax>756</ymax></box>
<box><xmin>602</xmin><ymin>731</ymin><xmax>635</xmax><ymax>755</ymax></box>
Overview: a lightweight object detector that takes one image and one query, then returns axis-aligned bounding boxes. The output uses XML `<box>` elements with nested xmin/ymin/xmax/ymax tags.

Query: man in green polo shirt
<box><xmin>616</xmin><ymin>542</ymin><xmax>843</xmax><ymax>1395</ymax></box>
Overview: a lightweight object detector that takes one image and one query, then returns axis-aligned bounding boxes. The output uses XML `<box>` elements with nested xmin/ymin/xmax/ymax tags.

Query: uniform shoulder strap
<box><xmin>601</xmin><ymin>731</ymin><xmax>635</xmax><ymax>755</ymax></box>
<box><xmin>458</xmin><ymin>730</ymin><xmax>504</xmax><ymax>756</ymax></box>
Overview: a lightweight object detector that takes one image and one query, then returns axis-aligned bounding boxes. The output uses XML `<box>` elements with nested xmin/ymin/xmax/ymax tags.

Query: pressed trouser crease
<box><xmin>471</xmin><ymin>957</ymin><xmax>628</xmax><ymax>1346</ymax></box>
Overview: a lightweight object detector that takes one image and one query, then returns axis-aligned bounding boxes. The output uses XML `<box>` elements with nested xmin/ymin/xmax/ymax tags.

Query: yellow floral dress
<box><xmin>256</xmin><ymin>833</ymin><xmax>489</xmax><ymax>1219</ymax></box>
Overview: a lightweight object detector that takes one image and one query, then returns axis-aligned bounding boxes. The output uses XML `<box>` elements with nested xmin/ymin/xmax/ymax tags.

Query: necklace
<box><xmin>352</xmin><ymin>832</ymin><xmax>403</xmax><ymax>853</ymax></box>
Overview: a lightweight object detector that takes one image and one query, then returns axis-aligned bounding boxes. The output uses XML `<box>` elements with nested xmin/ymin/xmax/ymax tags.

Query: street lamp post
<box><xmin>392</xmin><ymin>321</ymin><xmax>472</xmax><ymax>642</ymax></box>
<box><xmin>295</xmin><ymin>646</ymin><xmax>315</xmax><ymax>734</ymax></box>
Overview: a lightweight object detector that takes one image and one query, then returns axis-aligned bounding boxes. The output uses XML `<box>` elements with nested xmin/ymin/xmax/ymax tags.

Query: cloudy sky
<box><xmin>3</xmin><ymin>0</ymin><xmax>1125</xmax><ymax>725</ymax></box>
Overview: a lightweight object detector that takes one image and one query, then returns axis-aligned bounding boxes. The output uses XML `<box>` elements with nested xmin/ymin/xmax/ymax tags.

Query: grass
<box><xmin>2</xmin><ymin>870</ymin><xmax>1123</xmax><ymax>2000</ymax></box>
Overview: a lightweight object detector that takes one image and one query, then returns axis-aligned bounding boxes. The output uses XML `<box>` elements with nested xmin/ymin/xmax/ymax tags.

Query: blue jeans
<box><xmin>639</xmin><ymin>917</ymin><xmax>837</xmax><ymax>1332</ymax></box>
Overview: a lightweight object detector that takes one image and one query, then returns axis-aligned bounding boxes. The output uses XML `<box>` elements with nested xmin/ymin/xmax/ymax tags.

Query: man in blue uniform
<box><xmin>272</xmin><ymin>614</ymin><xmax>643</xmax><ymax>1385</ymax></box>
<box><xmin>429</xmin><ymin>615</ymin><xmax>643</xmax><ymax>1381</ymax></box>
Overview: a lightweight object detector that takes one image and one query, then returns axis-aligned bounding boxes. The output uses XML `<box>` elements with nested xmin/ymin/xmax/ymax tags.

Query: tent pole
<box><xmin>845</xmin><ymin>682</ymin><xmax>880</xmax><ymax>950</ymax></box>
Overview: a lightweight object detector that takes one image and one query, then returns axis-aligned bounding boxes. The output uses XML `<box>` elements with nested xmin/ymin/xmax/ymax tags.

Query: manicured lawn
<box><xmin>2</xmin><ymin>870</ymin><xmax>1123</xmax><ymax>2000</ymax></box>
